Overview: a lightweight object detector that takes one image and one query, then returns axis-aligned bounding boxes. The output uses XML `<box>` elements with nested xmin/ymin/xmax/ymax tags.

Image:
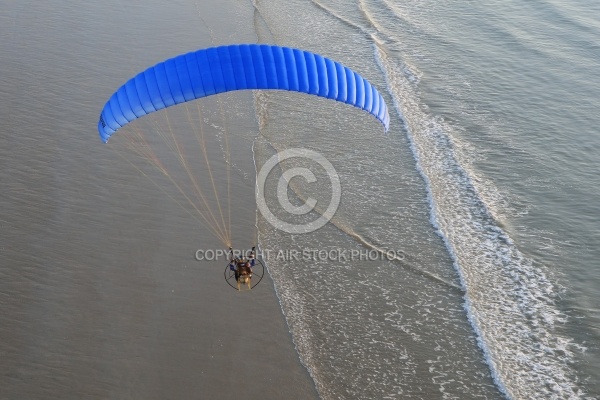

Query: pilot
<box><xmin>248</xmin><ymin>246</ymin><xmax>256</xmax><ymax>267</ymax></box>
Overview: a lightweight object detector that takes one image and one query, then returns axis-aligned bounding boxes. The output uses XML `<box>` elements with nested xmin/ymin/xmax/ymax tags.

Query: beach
<box><xmin>0</xmin><ymin>1</ymin><xmax>318</xmax><ymax>398</ymax></box>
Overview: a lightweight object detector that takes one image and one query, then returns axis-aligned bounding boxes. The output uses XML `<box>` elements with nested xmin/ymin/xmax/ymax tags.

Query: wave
<box><xmin>375</xmin><ymin>36</ymin><xmax>585</xmax><ymax>400</ymax></box>
<box><xmin>251</xmin><ymin>0</ymin><xmax>586</xmax><ymax>397</ymax></box>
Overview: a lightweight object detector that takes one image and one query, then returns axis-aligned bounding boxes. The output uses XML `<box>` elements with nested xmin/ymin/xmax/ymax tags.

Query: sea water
<box><xmin>252</xmin><ymin>0</ymin><xmax>600</xmax><ymax>398</ymax></box>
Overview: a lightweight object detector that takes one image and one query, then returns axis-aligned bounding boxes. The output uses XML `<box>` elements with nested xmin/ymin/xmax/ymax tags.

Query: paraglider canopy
<box><xmin>98</xmin><ymin>44</ymin><xmax>390</xmax><ymax>142</ymax></box>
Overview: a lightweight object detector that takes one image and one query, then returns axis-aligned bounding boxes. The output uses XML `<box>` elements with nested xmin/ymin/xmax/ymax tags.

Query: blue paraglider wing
<box><xmin>98</xmin><ymin>44</ymin><xmax>390</xmax><ymax>142</ymax></box>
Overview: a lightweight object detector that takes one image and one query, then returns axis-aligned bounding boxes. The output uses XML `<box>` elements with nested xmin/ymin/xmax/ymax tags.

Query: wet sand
<box><xmin>0</xmin><ymin>1</ymin><xmax>318</xmax><ymax>398</ymax></box>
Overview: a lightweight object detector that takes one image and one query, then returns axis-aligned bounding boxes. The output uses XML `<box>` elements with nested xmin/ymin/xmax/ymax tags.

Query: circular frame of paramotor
<box><xmin>224</xmin><ymin>258</ymin><xmax>265</xmax><ymax>291</ymax></box>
